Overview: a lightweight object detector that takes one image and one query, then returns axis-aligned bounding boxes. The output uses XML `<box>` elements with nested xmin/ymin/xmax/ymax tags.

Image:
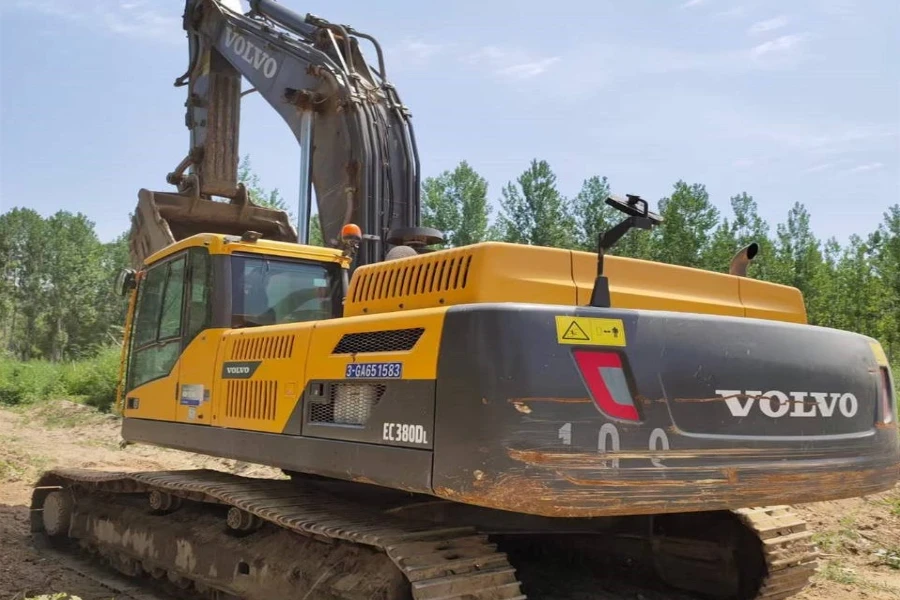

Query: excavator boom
<box><xmin>129</xmin><ymin>0</ymin><xmax>430</xmax><ymax>268</ymax></box>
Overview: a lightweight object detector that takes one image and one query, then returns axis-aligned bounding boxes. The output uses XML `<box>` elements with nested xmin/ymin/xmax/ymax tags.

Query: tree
<box><xmin>0</xmin><ymin>209</ymin><xmax>129</xmax><ymax>361</ymax></box>
<box><xmin>701</xmin><ymin>193</ymin><xmax>774</xmax><ymax>276</ymax></box>
<box><xmin>573</xmin><ymin>175</ymin><xmax>616</xmax><ymax>251</ymax></box>
<box><xmin>0</xmin><ymin>208</ymin><xmax>47</xmax><ymax>359</ymax></box>
<box><xmin>238</xmin><ymin>155</ymin><xmax>290</xmax><ymax>214</ymax></box>
<box><xmin>42</xmin><ymin>212</ymin><xmax>104</xmax><ymax>360</ymax></box>
<box><xmin>871</xmin><ymin>205</ymin><xmax>900</xmax><ymax>362</ymax></box>
<box><xmin>422</xmin><ymin>161</ymin><xmax>490</xmax><ymax>247</ymax></box>
<box><xmin>238</xmin><ymin>154</ymin><xmax>324</xmax><ymax>245</ymax></box>
<box><xmin>651</xmin><ymin>181</ymin><xmax>719</xmax><ymax>268</ymax></box>
<box><xmin>496</xmin><ymin>159</ymin><xmax>576</xmax><ymax>248</ymax></box>
<box><xmin>770</xmin><ymin>202</ymin><xmax>823</xmax><ymax>296</ymax></box>
<box><xmin>308</xmin><ymin>213</ymin><xmax>325</xmax><ymax>246</ymax></box>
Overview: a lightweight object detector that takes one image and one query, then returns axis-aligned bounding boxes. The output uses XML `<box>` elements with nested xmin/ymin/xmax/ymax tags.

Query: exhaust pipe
<box><xmin>729</xmin><ymin>242</ymin><xmax>759</xmax><ymax>277</ymax></box>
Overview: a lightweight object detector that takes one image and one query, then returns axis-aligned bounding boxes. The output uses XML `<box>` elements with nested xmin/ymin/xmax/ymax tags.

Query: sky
<box><xmin>1</xmin><ymin>0</ymin><xmax>898</xmax><ymax>245</ymax></box>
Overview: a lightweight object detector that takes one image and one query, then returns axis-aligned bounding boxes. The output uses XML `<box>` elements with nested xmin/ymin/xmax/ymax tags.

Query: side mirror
<box><xmin>115</xmin><ymin>268</ymin><xmax>137</xmax><ymax>297</ymax></box>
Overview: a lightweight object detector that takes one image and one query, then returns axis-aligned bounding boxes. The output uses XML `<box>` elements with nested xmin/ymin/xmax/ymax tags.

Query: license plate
<box><xmin>345</xmin><ymin>362</ymin><xmax>403</xmax><ymax>379</ymax></box>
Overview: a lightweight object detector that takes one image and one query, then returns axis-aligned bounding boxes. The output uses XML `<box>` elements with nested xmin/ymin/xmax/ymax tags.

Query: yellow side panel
<box><xmin>739</xmin><ymin>277</ymin><xmax>807</xmax><ymax>324</ymax></box>
<box><xmin>571</xmin><ymin>251</ymin><xmax>745</xmax><ymax>317</ymax></box>
<box><xmin>345</xmin><ymin>243</ymin><xmax>574</xmax><ymax>317</ymax></box>
<box><xmin>211</xmin><ymin>324</ymin><xmax>315</xmax><ymax>433</ymax></box>
<box><xmin>173</xmin><ymin>329</ymin><xmax>229</xmax><ymax>425</ymax></box>
<box><xmin>306</xmin><ymin>308</ymin><xmax>448</xmax><ymax>381</ymax></box>
<box><xmin>123</xmin><ymin>371</ymin><xmax>179</xmax><ymax>422</ymax></box>
<box><xmin>345</xmin><ymin>242</ymin><xmax>806</xmax><ymax>324</ymax></box>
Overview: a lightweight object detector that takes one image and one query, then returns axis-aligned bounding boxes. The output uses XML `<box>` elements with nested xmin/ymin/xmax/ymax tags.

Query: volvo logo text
<box><xmin>223</xmin><ymin>29</ymin><xmax>278</xmax><ymax>78</ymax></box>
<box><xmin>716</xmin><ymin>390</ymin><xmax>859</xmax><ymax>418</ymax></box>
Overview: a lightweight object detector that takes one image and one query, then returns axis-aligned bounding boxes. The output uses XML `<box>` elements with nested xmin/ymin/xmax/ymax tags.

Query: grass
<box><xmin>874</xmin><ymin>547</ymin><xmax>900</xmax><ymax>570</ymax></box>
<box><xmin>0</xmin><ymin>447</ymin><xmax>50</xmax><ymax>482</ymax></box>
<box><xmin>821</xmin><ymin>559</ymin><xmax>859</xmax><ymax>585</ymax></box>
<box><xmin>885</xmin><ymin>497</ymin><xmax>900</xmax><ymax>518</ymax></box>
<box><xmin>812</xmin><ymin>513</ymin><xmax>861</xmax><ymax>554</ymax></box>
<box><xmin>0</xmin><ymin>347</ymin><xmax>121</xmax><ymax>412</ymax></box>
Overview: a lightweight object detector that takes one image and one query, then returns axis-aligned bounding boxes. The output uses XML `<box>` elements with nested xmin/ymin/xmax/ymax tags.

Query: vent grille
<box><xmin>225</xmin><ymin>380</ymin><xmax>278</xmax><ymax>421</ymax></box>
<box><xmin>309</xmin><ymin>384</ymin><xmax>386</xmax><ymax>426</ymax></box>
<box><xmin>351</xmin><ymin>252</ymin><xmax>474</xmax><ymax>303</ymax></box>
<box><xmin>230</xmin><ymin>335</ymin><xmax>295</xmax><ymax>360</ymax></box>
<box><xmin>332</xmin><ymin>328</ymin><xmax>424</xmax><ymax>354</ymax></box>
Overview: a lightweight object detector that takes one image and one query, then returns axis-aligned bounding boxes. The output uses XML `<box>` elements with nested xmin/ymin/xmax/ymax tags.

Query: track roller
<box><xmin>41</xmin><ymin>490</ymin><xmax>73</xmax><ymax>537</ymax></box>
<box><xmin>148</xmin><ymin>489</ymin><xmax>182</xmax><ymax>513</ymax></box>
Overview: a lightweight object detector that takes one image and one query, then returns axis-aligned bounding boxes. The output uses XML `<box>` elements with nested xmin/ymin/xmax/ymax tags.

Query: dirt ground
<box><xmin>1</xmin><ymin>399</ymin><xmax>898</xmax><ymax>600</ymax></box>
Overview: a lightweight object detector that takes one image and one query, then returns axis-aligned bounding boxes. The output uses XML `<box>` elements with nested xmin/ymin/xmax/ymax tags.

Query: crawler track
<box><xmin>30</xmin><ymin>468</ymin><xmax>818</xmax><ymax>600</ymax></box>
<box><xmin>736</xmin><ymin>507</ymin><xmax>819</xmax><ymax>600</ymax></box>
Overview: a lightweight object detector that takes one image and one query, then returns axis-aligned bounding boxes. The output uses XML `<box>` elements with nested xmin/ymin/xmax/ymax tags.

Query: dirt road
<box><xmin>1</xmin><ymin>400</ymin><xmax>898</xmax><ymax>600</ymax></box>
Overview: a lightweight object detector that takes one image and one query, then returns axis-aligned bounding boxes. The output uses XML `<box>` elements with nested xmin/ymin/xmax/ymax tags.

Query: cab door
<box><xmin>174</xmin><ymin>247</ymin><xmax>219</xmax><ymax>425</ymax></box>
<box><xmin>123</xmin><ymin>246</ymin><xmax>221</xmax><ymax>423</ymax></box>
<box><xmin>123</xmin><ymin>251</ymin><xmax>190</xmax><ymax>422</ymax></box>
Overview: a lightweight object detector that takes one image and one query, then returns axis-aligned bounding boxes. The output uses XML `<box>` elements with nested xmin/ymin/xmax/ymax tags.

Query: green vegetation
<box><xmin>812</xmin><ymin>514</ymin><xmax>861</xmax><ymax>554</ymax></box>
<box><xmin>0</xmin><ymin>348</ymin><xmax>120</xmax><ymax>411</ymax></box>
<box><xmin>821</xmin><ymin>559</ymin><xmax>859</xmax><ymax>585</ymax></box>
<box><xmin>875</xmin><ymin>547</ymin><xmax>900</xmax><ymax>570</ymax></box>
<box><xmin>887</xmin><ymin>497</ymin><xmax>900</xmax><ymax>517</ymax></box>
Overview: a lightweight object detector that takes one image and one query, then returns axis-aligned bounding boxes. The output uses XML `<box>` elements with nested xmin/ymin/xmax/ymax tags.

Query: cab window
<box><xmin>231</xmin><ymin>254</ymin><xmax>340</xmax><ymax>327</ymax></box>
<box><xmin>128</xmin><ymin>255</ymin><xmax>186</xmax><ymax>389</ymax></box>
<box><xmin>185</xmin><ymin>248</ymin><xmax>212</xmax><ymax>344</ymax></box>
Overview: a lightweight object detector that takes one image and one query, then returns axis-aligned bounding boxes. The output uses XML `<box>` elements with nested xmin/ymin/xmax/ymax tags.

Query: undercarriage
<box><xmin>31</xmin><ymin>468</ymin><xmax>818</xmax><ymax>600</ymax></box>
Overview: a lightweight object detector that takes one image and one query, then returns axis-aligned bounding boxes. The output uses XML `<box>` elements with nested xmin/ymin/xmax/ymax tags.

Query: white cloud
<box><xmin>393</xmin><ymin>39</ymin><xmax>446</xmax><ymax>67</ymax></box>
<box><xmin>845</xmin><ymin>162</ymin><xmax>884</xmax><ymax>174</ymax></box>
<box><xmin>499</xmin><ymin>57</ymin><xmax>560</xmax><ymax>79</ymax></box>
<box><xmin>680</xmin><ymin>0</ymin><xmax>706</xmax><ymax>9</ymax></box>
<box><xmin>9</xmin><ymin>0</ymin><xmax>182</xmax><ymax>44</ymax></box>
<box><xmin>748</xmin><ymin>33</ymin><xmax>811</xmax><ymax>66</ymax></box>
<box><xmin>748</xmin><ymin>16</ymin><xmax>789</xmax><ymax>35</ymax></box>
<box><xmin>706</xmin><ymin>108</ymin><xmax>899</xmax><ymax>166</ymax></box>
<box><xmin>467</xmin><ymin>46</ymin><xmax>560</xmax><ymax>81</ymax></box>
<box><xmin>715</xmin><ymin>6</ymin><xmax>747</xmax><ymax>19</ymax></box>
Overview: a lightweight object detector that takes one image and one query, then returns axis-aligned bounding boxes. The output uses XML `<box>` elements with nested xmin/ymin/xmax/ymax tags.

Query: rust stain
<box><xmin>673</xmin><ymin>393</ymin><xmax>832</xmax><ymax>408</ymax></box>
<box><xmin>636</xmin><ymin>394</ymin><xmax>658</xmax><ymax>406</ymax></box>
<box><xmin>507</xmin><ymin>447</ymin><xmax>777</xmax><ymax>467</ymax></box>
<box><xmin>723</xmin><ymin>468</ymin><xmax>739</xmax><ymax>484</ymax></box>
<box><xmin>507</xmin><ymin>396</ymin><xmax>591</xmax><ymax>404</ymax></box>
<box><xmin>558</xmin><ymin>473</ymin><xmax>730</xmax><ymax>487</ymax></box>
<box><xmin>433</xmin><ymin>464</ymin><xmax>896</xmax><ymax>519</ymax></box>
<box><xmin>511</xmin><ymin>401</ymin><xmax>532</xmax><ymax>414</ymax></box>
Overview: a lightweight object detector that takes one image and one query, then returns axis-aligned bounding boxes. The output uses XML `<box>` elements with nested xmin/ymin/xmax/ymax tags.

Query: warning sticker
<box><xmin>555</xmin><ymin>316</ymin><xmax>626</xmax><ymax>347</ymax></box>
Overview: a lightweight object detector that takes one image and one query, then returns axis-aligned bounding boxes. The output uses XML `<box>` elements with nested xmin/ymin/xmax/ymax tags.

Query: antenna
<box><xmin>589</xmin><ymin>194</ymin><xmax>663</xmax><ymax>308</ymax></box>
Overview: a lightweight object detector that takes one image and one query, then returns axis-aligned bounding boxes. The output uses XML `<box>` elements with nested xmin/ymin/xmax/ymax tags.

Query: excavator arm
<box><xmin>129</xmin><ymin>0</ymin><xmax>438</xmax><ymax>268</ymax></box>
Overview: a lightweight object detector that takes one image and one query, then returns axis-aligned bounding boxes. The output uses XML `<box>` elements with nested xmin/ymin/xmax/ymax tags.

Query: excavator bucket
<box><xmin>128</xmin><ymin>188</ymin><xmax>298</xmax><ymax>268</ymax></box>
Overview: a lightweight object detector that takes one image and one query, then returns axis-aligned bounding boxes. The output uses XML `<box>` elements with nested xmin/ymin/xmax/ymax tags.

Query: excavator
<box><xmin>29</xmin><ymin>1</ymin><xmax>898</xmax><ymax>599</ymax></box>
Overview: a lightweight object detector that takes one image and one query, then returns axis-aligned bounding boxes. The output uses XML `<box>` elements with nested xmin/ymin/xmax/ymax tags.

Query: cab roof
<box><xmin>144</xmin><ymin>233</ymin><xmax>348</xmax><ymax>268</ymax></box>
